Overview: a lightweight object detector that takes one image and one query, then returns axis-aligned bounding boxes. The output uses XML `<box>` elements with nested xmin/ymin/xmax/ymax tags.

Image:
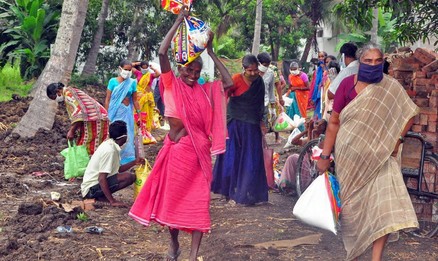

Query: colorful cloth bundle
<box><xmin>162</xmin><ymin>0</ymin><xmax>210</xmax><ymax>66</ymax></box>
<box><xmin>324</xmin><ymin>171</ymin><xmax>341</xmax><ymax>223</ymax></box>
<box><xmin>161</xmin><ymin>0</ymin><xmax>192</xmax><ymax>14</ymax></box>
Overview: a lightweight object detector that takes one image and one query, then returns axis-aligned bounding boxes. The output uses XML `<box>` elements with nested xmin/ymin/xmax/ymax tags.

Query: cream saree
<box><xmin>335</xmin><ymin>75</ymin><xmax>419</xmax><ymax>260</ymax></box>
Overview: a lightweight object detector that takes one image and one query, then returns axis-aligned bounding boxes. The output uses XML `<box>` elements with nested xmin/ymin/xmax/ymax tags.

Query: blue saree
<box><xmin>108</xmin><ymin>78</ymin><xmax>136</xmax><ymax>165</ymax></box>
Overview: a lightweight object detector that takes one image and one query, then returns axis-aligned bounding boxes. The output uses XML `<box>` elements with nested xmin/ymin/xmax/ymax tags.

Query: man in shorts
<box><xmin>81</xmin><ymin>120</ymin><xmax>145</xmax><ymax>207</ymax></box>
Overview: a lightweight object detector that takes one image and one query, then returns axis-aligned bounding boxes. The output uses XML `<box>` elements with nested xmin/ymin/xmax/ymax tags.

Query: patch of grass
<box><xmin>76</xmin><ymin>212</ymin><xmax>89</xmax><ymax>222</ymax></box>
<box><xmin>0</xmin><ymin>63</ymin><xmax>34</xmax><ymax>102</ymax></box>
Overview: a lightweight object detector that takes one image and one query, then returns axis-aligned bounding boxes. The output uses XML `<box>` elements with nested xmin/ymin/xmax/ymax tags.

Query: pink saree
<box><xmin>129</xmin><ymin>71</ymin><xmax>226</xmax><ymax>233</ymax></box>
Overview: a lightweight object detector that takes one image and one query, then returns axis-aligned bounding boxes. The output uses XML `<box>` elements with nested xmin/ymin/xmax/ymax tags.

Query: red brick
<box><xmin>429</xmin><ymin>113</ymin><xmax>438</xmax><ymax>122</ymax></box>
<box><xmin>414</xmin><ymin>48</ymin><xmax>436</xmax><ymax>64</ymax></box>
<box><xmin>414</xmin><ymin>84</ymin><xmax>434</xmax><ymax>94</ymax></box>
<box><xmin>420</xmin><ymin>107</ymin><xmax>438</xmax><ymax>115</ymax></box>
<box><xmin>414</xmin><ymin>97</ymin><xmax>429</xmax><ymax>107</ymax></box>
<box><xmin>413</xmin><ymin>115</ymin><xmax>420</xmax><ymax>124</ymax></box>
<box><xmin>411</xmin><ymin>124</ymin><xmax>425</xmax><ymax>132</ymax></box>
<box><xmin>424</xmin><ymin>160</ymin><xmax>437</xmax><ymax>173</ymax></box>
<box><xmin>422</xmin><ymin>60</ymin><xmax>438</xmax><ymax>73</ymax></box>
<box><xmin>427</xmin><ymin>70</ymin><xmax>438</xmax><ymax>79</ymax></box>
<box><xmin>427</xmin><ymin>121</ymin><xmax>437</xmax><ymax>132</ymax></box>
<box><xmin>414</xmin><ymin>71</ymin><xmax>427</xmax><ymax>78</ymax></box>
<box><xmin>414</xmin><ymin>78</ymin><xmax>434</xmax><ymax>86</ymax></box>
<box><xmin>393</xmin><ymin>70</ymin><xmax>413</xmax><ymax>79</ymax></box>
<box><xmin>420</xmin><ymin>114</ymin><xmax>429</xmax><ymax>125</ymax></box>
<box><xmin>430</xmin><ymin>96</ymin><xmax>438</xmax><ymax>108</ymax></box>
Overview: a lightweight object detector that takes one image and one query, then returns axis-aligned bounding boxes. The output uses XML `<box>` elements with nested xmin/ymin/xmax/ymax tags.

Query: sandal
<box><xmin>165</xmin><ymin>249</ymin><xmax>181</xmax><ymax>261</ymax></box>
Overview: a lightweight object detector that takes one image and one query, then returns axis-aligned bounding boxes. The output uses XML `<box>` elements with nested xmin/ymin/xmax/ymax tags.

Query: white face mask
<box><xmin>258</xmin><ymin>64</ymin><xmax>268</xmax><ymax>73</ymax></box>
<box><xmin>120</xmin><ymin>68</ymin><xmax>132</xmax><ymax>79</ymax></box>
<box><xmin>290</xmin><ymin>69</ymin><xmax>300</xmax><ymax>75</ymax></box>
<box><xmin>55</xmin><ymin>95</ymin><xmax>64</xmax><ymax>103</ymax></box>
<box><xmin>141</xmin><ymin>68</ymin><xmax>148</xmax><ymax>74</ymax></box>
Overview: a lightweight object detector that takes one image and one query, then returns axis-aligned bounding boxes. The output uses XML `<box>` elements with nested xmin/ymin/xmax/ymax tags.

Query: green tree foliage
<box><xmin>0</xmin><ymin>0</ymin><xmax>61</xmax><ymax>80</ymax></box>
<box><xmin>333</xmin><ymin>0</ymin><xmax>438</xmax><ymax>46</ymax></box>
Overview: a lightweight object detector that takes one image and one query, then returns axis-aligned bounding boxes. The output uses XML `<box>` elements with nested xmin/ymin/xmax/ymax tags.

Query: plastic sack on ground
<box><xmin>273</xmin><ymin>112</ymin><xmax>295</xmax><ymax>132</ymax></box>
<box><xmin>162</xmin><ymin>0</ymin><xmax>192</xmax><ymax>14</ymax></box>
<box><xmin>134</xmin><ymin>159</ymin><xmax>152</xmax><ymax>199</ymax></box>
<box><xmin>283</xmin><ymin>128</ymin><xmax>302</xmax><ymax>149</ymax></box>
<box><xmin>60</xmin><ymin>141</ymin><xmax>90</xmax><ymax>180</ymax></box>
<box><xmin>172</xmin><ymin>16</ymin><xmax>210</xmax><ymax>66</ymax></box>
<box><xmin>291</xmin><ymin>115</ymin><xmax>305</xmax><ymax>128</ymax></box>
<box><xmin>292</xmin><ymin>172</ymin><xmax>339</xmax><ymax>234</ymax></box>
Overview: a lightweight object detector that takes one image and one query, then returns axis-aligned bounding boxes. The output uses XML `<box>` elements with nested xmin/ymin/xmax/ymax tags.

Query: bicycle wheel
<box><xmin>411</xmin><ymin>154</ymin><xmax>438</xmax><ymax>238</ymax></box>
<box><xmin>296</xmin><ymin>139</ymin><xmax>319</xmax><ymax>197</ymax></box>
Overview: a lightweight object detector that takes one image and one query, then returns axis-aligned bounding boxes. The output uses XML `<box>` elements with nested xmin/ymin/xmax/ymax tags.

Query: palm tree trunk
<box><xmin>12</xmin><ymin>0</ymin><xmax>89</xmax><ymax>139</ymax></box>
<box><xmin>300</xmin><ymin>33</ymin><xmax>314</xmax><ymax>65</ymax></box>
<box><xmin>251</xmin><ymin>0</ymin><xmax>262</xmax><ymax>55</ymax></box>
<box><xmin>370</xmin><ymin>8</ymin><xmax>379</xmax><ymax>44</ymax></box>
<box><xmin>81</xmin><ymin>0</ymin><xmax>110</xmax><ymax>76</ymax></box>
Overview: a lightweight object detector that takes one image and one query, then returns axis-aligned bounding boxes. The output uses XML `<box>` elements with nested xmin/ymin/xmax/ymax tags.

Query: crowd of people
<box><xmin>46</xmin><ymin>7</ymin><xmax>420</xmax><ymax>261</ymax></box>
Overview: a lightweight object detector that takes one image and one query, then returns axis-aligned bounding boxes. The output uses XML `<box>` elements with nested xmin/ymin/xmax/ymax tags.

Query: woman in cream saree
<box><xmin>317</xmin><ymin>43</ymin><xmax>419</xmax><ymax>260</ymax></box>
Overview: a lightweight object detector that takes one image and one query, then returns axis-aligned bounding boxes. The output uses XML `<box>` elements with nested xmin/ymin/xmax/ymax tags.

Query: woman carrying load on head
<box><xmin>129</xmin><ymin>6</ymin><xmax>233</xmax><ymax>261</ymax></box>
<box><xmin>104</xmin><ymin>59</ymin><xmax>141</xmax><ymax>165</ymax></box>
<box><xmin>317</xmin><ymin>43</ymin><xmax>419</xmax><ymax>261</ymax></box>
<box><xmin>211</xmin><ymin>53</ymin><xmax>268</xmax><ymax>206</ymax></box>
<box><xmin>46</xmin><ymin>82</ymin><xmax>109</xmax><ymax>155</ymax></box>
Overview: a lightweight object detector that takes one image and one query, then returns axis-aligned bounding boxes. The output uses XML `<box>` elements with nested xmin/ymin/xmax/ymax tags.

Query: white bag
<box><xmin>292</xmin><ymin>175</ymin><xmax>337</xmax><ymax>234</ymax></box>
<box><xmin>282</xmin><ymin>94</ymin><xmax>293</xmax><ymax>107</ymax></box>
<box><xmin>283</xmin><ymin>128</ymin><xmax>302</xmax><ymax>149</ymax></box>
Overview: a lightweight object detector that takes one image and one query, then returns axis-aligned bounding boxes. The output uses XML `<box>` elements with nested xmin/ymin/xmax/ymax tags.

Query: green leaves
<box><xmin>0</xmin><ymin>0</ymin><xmax>60</xmax><ymax>80</ymax></box>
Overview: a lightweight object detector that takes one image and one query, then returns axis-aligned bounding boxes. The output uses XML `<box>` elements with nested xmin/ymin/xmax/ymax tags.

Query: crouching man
<box><xmin>81</xmin><ymin>120</ymin><xmax>145</xmax><ymax>207</ymax></box>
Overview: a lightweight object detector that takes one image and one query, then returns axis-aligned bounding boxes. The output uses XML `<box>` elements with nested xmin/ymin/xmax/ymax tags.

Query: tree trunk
<box><xmin>370</xmin><ymin>8</ymin><xmax>379</xmax><ymax>44</ymax></box>
<box><xmin>11</xmin><ymin>0</ymin><xmax>89</xmax><ymax>139</ymax></box>
<box><xmin>251</xmin><ymin>0</ymin><xmax>262</xmax><ymax>55</ymax></box>
<box><xmin>300</xmin><ymin>33</ymin><xmax>314</xmax><ymax>65</ymax></box>
<box><xmin>127</xmin><ymin>8</ymin><xmax>143</xmax><ymax>61</ymax></box>
<box><xmin>81</xmin><ymin>0</ymin><xmax>110</xmax><ymax>76</ymax></box>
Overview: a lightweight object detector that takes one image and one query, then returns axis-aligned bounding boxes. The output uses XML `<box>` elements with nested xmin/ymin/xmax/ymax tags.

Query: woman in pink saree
<box><xmin>129</xmin><ymin>7</ymin><xmax>233</xmax><ymax>261</ymax></box>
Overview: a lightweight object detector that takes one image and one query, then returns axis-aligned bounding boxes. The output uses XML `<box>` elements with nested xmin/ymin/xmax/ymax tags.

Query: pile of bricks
<box><xmin>390</xmin><ymin>47</ymin><xmax>438</xmax><ymax>222</ymax></box>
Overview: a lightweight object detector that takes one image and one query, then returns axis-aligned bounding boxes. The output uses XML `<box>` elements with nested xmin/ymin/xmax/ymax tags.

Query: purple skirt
<box><xmin>211</xmin><ymin>119</ymin><xmax>268</xmax><ymax>205</ymax></box>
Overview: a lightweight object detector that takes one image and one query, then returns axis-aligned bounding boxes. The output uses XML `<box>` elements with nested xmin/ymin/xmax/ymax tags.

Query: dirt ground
<box><xmin>0</xmin><ymin>85</ymin><xmax>437</xmax><ymax>261</ymax></box>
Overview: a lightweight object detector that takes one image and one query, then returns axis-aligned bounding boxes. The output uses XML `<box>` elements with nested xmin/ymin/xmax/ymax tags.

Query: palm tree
<box><xmin>252</xmin><ymin>0</ymin><xmax>263</xmax><ymax>55</ymax></box>
<box><xmin>12</xmin><ymin>0</ymin><xmax>90</xmax><ymax>138</ymax></box>
<box><xmin>82</xmin><ymin>0</ymin><xmax>110</xmax><ymax>76</ymax></box>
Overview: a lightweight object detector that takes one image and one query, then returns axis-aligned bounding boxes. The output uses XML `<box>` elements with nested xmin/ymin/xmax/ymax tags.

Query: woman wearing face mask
<box><xmin>104</xmin><ymin>59</ymin><xmax>141</xmax><ymax>165</ymax></box>
<box><xmin>286</xmin><ymin>62</ymin><xmax>309</xmax><ymax>120</ymax></box>
<box><xmin>211</xmin><ymin>53</ymin><xmax>268</xmax><ymax>206</ymax></box>
<box><xmin>129</xmin><ymin>6</ymin><xmax>233</xmax><ymax>261</ymax></box>
<box><xmin>46</xmin><ymin>82</ymin><xmax>109</xmax><ymax>155</ymax></box>
<box><xmin>317</xmin><ymin>43</ymin><xmax>419</xmax><ymax>261</ymax></box>
<box><xmin>135</xmin><ymin>61</ymin><xmax>162</xmax><ymax>135</ymax></box>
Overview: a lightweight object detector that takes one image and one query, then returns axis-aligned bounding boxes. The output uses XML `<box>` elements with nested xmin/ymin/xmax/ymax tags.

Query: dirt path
<box><xmin>0</xmin><ymin>87</ymin><xmax>437</xmax><ymax>260</ymax></box>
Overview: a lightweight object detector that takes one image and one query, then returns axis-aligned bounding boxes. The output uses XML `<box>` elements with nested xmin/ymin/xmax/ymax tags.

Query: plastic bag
<box><xmin>162</xmin><ymin>0</ymin><xmax>192</xmax><ymax>14</ymax></box>
<box><xmin>292</xmin><ymin>172</ymin><xmax>339</xmax><ymax>234</ymax></box>
<box><xmin>60</xmin><ymin>141</ymin><xmax>90</xmax><ymax>180</ymax></box>
<box><xmin>282</xmin><ymin>94</ymin><xmax>293</xmax><ymax>107</ymax></box>
<box><xmin>283</xmin><ymin>128</ymin><xmax>302</xmax><ymax>149</ymax></box>
<box><xmin>172</xmin><ymin>16</ymin><xmax>210</xmax><ymax>66</ymax></box>
<box><xmin>273</xmin><ymin>112</ymin><xmax>295</xmax><ymax>132</ymax></box>
<box><xmin>134</xmin><ymin>159</ymin><xmax>152</xmax><ymax>199</ymax></box>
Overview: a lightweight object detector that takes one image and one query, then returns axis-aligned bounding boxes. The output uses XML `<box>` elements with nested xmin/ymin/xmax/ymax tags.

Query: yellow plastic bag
<box><xmin>133</xmin><ymin>159</ymin><xmax>151</xmax><ymax>199</ymax></box>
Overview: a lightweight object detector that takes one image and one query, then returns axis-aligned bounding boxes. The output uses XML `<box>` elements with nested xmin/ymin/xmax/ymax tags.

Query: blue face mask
<box><xmin>357</xmin><ymin>62</ymin><xmax>384</xmax><ymax>83</ymax></box>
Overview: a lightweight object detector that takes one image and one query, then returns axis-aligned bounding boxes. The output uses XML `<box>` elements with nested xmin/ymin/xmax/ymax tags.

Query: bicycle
<box><xmin>295</xmin><ymin>134</ymin><xmax>335</xmax><ymax>196</ymax></box>
<box><xmin>401</xmin><ymin>131</ymin><xmax>438</xmax><ymax>238</ymax></box>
